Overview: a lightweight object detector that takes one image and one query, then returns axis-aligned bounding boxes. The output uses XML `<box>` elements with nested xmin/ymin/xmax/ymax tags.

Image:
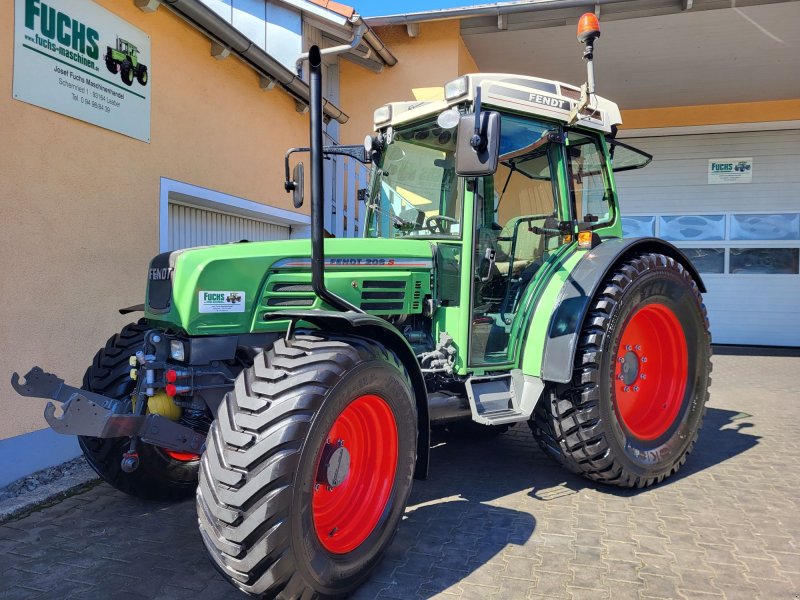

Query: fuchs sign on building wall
<box><xmin>13</xmin><ymin>0</ymin><xmax>151</xmax><ymax>142</ymax></box>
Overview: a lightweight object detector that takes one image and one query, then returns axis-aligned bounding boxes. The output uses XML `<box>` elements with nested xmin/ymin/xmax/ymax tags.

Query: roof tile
<box><xmin>306</xmin><ymin>0</ymin><xmax>355</xmax><ymax>18</ymax></box>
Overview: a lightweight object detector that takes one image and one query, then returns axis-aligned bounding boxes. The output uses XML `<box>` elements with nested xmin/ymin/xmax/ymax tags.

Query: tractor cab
<box><xmin>117</xmin><ymin>38</ymin><xmax>138</xmax><ymax>58</ymax></box>
<box><xmin>364</xmin><ymin>73</ymin><xmax>651</xmax><ymax>366</ymax></box>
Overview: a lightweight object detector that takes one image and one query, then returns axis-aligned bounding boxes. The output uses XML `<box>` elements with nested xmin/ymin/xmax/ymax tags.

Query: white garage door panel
<box><xmin>616</xmin><ymin>129</ymin><xmax>800</xmax><ymax>347</ymax></box>
<box><xmin>169</xmin><ymin>202</ymin><xmax>291</xmax><ymax>251</ymax></box>
<box><xmin>702</xmin><ymin>276</ymin><xmax>800</xmax><ymax>346</ymax></box>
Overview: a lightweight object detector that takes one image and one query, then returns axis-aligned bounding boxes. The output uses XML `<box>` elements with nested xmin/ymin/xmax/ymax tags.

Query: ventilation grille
<box><xmin>272</xmin><ymin>283</ymin><xmax>313</xmax><ymax>293</ymax></box>
<box><xmin>360</xmin><ymin>279</ymin><xmax>407</xmax><ymax>313</ymax></box>
<box><xmin>267</xmin><ymin>297</ymin><xmax>315</xmax><ymax>307</ymax></box>
<box><xmin>412</xmin><ymin>280</ymin><xmax>422</xmax><ymax>312</ymax></box>
<box><xmin>363</xmin><ymin>280</ymin><xmax>406</xmax><ymax>289</ymax></box>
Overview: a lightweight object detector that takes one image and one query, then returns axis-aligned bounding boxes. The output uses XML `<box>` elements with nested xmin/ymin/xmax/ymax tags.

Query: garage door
<box><xmin>168</xmin><ymin>201</ymin><xmax>291</xmax><ymax>251</ymax></box>
<box><xmin>615</xmin><ymin>129</ymin><xmax>800</xmax><ymax>347</ymax></box>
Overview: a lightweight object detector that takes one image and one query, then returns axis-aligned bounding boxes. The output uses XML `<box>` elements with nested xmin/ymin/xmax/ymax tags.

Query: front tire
<box><xmin>79</xmin><ymin>321</ymin><xmax>199</xmax><ymax>500</ymax></box>
<box><xmin>197</xmin><ymin>334</ymin><xmax>417</xmax><ymax>598</ymax></box>
<box><xmin>531</xmin><ymin>253</ymin><xmax>711</xmax><ymax>488</ymax></box>
<box><xmin>136</xmin><ymin>65</ymin><xmax>148</xmax><ymax>86</ymax></box>
<box><xmin>120</xmin><ymin>61</ymin><xmax>134</xmax><ymax>86</ymax></box>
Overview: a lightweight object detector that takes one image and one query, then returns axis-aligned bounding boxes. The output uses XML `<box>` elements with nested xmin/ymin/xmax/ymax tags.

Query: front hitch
<box><xmin>11</xmin><ymin>367</ymin><xmax>205</xmax><ymax>456</ymax></box>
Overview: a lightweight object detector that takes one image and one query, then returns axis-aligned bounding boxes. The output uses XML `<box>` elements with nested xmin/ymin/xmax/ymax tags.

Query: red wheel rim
<box><xmin>614</xmin><ymin>303</ymin><xmax>688</xmax><ymax>441</ymax></box>
<box><xmin>312</xmin><ymin>394</ymin><xmax>398</xmax><ymax>554</ymax></box>
<box><xmin>163</xmin><ymin>450</ymin><xmax>200</xmax><ymax>462</ymax></box>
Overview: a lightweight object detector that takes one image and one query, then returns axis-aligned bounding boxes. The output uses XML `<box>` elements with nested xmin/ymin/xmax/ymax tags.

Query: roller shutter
<box><xmin>168</xmin><ymin>202</ymin><xmax>291</xmax><ymax>251</ymax></box>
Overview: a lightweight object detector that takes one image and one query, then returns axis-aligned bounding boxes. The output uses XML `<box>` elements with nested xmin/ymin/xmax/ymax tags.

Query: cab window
<box><xmin>566</xmin><ymin>131</ymin><xmax>614</xmax><ymax>225</ymax></box>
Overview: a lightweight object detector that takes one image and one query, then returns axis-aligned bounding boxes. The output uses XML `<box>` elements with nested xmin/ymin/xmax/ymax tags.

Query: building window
<box><xmin>658</xmin><ymin>215</ymin><xmax>725</xmax><ymax>242</ymax></box>
<box><xmin>624</xmin><ymin>212</ymin><xmax>800</xmax><ymax>276</ymax></box>
<box><xmin>681</xmin><ymin>248</ymin><xmax>725</xmax><ymax>274</ymax></box>
<box><xmin>729</xmin><ymin>248</ymin><xmax>800</xmax><ymax>275</ymax></box>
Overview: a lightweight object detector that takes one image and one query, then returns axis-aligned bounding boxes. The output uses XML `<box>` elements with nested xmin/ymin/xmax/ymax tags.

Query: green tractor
<box><xmin>105</xmin><ymin>36</ymin><xmax>148</xmax><ymax>87</ymax></box>
<box><xmin>13</xmin><ymin>15</ymin><xmax>710</xmax><ymax>600</ymax></box>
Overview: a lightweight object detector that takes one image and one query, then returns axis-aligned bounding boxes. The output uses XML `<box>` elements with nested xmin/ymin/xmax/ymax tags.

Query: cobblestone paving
<box><xmin>1</xmin><ymin>352</ymin><xmax>798</xmax><ymax>599</ymax></box>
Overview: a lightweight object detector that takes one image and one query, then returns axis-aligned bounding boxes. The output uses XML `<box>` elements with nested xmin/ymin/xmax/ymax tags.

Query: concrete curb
<box><xmin>0</xmin><ymin>457</ymin><xmax>100</xmax><ymax>524</ymax></box>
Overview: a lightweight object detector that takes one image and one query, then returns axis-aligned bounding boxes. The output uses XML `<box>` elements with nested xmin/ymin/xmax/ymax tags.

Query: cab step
<box><xmin>465</xmin><ymin>371</ymin><xmax>545</xmax><ymax>426</ymax></box>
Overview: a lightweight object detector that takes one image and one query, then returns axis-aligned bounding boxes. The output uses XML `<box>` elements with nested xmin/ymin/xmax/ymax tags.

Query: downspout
<box><xmin>296</xmin><ymin>22</ymin><xmax>368</xmax><ymax>74</ymax></box>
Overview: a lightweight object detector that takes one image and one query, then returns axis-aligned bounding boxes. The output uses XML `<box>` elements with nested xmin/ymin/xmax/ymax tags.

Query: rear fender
<box><xmin>264</xmin><ymin>310</ymin><xmax>430</xmax><ymax>480</ymax></box>
<box><xmin>537</xmin><ymin>238</ymin><xmax>706</xmax><ymax>384</ymax></box>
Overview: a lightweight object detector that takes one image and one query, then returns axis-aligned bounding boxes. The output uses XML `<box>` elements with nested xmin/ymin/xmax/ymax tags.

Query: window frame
<box><xmin>563</xmin><ymin>128</ymin><xmax>617</xmax><ymax>230</ymax></box>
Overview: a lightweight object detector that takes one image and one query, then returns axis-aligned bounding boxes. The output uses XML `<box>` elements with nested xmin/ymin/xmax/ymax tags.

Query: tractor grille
<box><xmin>360</xmin><ymin>280</ymin><xmax>407</xmax><ymax>313</ymax></box>
<box><xmin>262</xmin><ymin>279</ymin><xmax>317</xmax><ymax>310</ymax></box>
<box><xmin>267</xmin><ymin>297</ymin><xmax>315</xmax><ymax>307</ymax></box>
<box><xmin>272</xmin><ymin>283</ymin><xmax>313</xmax><ymax>293</ymax></box>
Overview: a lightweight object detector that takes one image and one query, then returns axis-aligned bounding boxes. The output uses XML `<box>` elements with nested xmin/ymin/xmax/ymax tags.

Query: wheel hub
<box><xmin>620</xmin><ymin>350</ymin><xmax>640</xmax><ymax>386</ymax></box>
<box><xmin>317</xmin><ymin>441</ymin><xmax>351</xmax><ymax>489</ymax></box>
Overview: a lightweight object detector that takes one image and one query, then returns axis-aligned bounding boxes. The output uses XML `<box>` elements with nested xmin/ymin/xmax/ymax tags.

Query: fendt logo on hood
<box><xmin>149</xmin><ymin>267</ymin><xmax>173</xmax><ymax>281</ymax></box>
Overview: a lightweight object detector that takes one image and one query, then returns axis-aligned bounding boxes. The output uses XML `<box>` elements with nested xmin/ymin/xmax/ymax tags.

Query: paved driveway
<box><xmin>0</xmin><ymin>351</ymin><xmax>798</xmax><ymax>600</ymax></box>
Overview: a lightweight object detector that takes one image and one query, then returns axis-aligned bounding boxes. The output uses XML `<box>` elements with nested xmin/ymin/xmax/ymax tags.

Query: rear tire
<box><xmin>531</xmin><ymin>253</ymin><xmax>711</xmax><ymax>488</ymax></box>
<box><xmin>79</xmin><ymin>321</ymin><xmax>199</xmax><ymax>500</ymax></box>
<box><xmin>121</xmin><ymin>61</ymin><xmax>134</xmax><ymax>86</ymax></box>
<box><xmin>197</xmin><ymin>334</ymin><xmax>417</xmax><ymax>598</ymax></box>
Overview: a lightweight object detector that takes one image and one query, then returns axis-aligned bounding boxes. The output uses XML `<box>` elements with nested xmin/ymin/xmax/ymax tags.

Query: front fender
<box><xmin>526</xmin><ymin>238</ymin><xmax>705</xmax><ymax>384</ymax></box>
<box><xmin>263</xmin><ymin>310</ymin><xmax>430</xmax><ymax>480</ymax></box>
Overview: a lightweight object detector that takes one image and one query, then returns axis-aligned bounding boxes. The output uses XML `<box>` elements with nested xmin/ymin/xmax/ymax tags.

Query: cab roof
<box><xmin>375</xmin><ymin>73</ymin><xmax>622</xmax><ymax>134</ymax></box>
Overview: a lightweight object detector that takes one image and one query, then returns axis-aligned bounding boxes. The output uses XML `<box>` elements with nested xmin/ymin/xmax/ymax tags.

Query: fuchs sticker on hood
<box><xmin>199</xmin><ymin>291</ymin><xmax>246</xmax><ymax>313</ymax></box>
<box><xmin>272</xmin><ymin>257</ymin><xmax>434</xmax><ymax>269</ymax></box>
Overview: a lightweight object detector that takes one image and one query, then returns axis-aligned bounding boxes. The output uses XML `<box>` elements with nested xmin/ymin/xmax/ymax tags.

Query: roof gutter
<box><xmin>354</xmin><ymin>15</ymin><xmax>398</xmax><ymax>67</ymax></box>
<box><xmin>161</xmin><ymin>0</ymin><xmax>349</xmax><ymax>124</ymax></box>
<box><xmin>366</xmin><ymin>0</ymin><xmax>634</xmax><ymax>26</ymax></box>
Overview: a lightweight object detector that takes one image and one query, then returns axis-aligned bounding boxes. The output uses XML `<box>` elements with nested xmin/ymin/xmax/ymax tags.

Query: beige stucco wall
<box><xmin>0</xmin><ymin>0</ymin><xmax>310</xmax><ymax>439</ymax></box>
<box><xmin>339</xmin><ymin>20</ymin><xmax>479</xmax><ymax>145</ymax></box>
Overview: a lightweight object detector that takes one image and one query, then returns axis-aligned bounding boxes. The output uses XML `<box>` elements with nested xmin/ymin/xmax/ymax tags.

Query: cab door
<box><xmin>469</xmin><ymin>114</ymin><xmax>571</xmax><ymax>366</ymax></box>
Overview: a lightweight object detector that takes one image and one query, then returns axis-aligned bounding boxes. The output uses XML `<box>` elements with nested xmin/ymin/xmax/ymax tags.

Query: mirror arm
<box><xmin>470</xmin><ymin>86</ymin><xmax>485</xmax><ymax>151</ymax></box>
<box><xmin>284</xmin><ymin>147</ymin><xmax>309</xmax><ymax>192</ymax></box>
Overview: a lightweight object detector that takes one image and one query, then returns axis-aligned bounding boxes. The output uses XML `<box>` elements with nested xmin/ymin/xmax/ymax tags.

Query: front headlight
<box><xmin>170</xmin><ymin>340</ymin><xmax>186</xmax><ymax>362</ymax></box>
<box><xmin>444</xmin><ymin>76</ymin><xmax>468</xmax><ymax>101</ymax></box>
<box><xmin>373</xmin><ymin>105</ymin><xmax>392</xmax><ymax>126</ymax></box>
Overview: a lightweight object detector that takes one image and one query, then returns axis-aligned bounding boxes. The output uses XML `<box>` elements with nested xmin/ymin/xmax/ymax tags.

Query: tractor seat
<box><xmin>493</xmin><ymin>216</ymin><xmax>545</xmax><ymax>277</ymax></box>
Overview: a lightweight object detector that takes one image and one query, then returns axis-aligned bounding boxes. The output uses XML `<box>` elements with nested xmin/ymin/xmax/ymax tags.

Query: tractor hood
<box><xmin>144</xmin><ymin>238</ymin><xmax>435</xmax><ymax>335</ymax></box>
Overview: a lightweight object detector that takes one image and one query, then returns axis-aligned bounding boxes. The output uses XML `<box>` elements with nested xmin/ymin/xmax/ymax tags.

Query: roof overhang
<box><xmin>367</xmin><ymin>0</ymin><xmax>800</xmax><ymax>111</ymax></box>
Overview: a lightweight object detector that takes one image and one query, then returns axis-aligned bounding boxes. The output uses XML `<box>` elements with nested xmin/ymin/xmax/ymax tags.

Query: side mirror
<box><xmin>291</xmin><ymin>162</ymin><xmax>304</xmax><ymax>208</ymax></box>
<box><xmin>455</xmin><ymin>111</ymin><xmax>501</xmax><ymax>176</ymax></box>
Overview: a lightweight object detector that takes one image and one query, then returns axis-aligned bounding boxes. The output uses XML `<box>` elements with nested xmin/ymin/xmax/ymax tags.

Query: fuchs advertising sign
<box><xmin>13</xmin><ymin>0</ymin><xmax>151</xmax><ymax>142</ymax></box>
<box><xmin>708</xmin><ymin>157</ymin><xmax>753</xmax><ymax>184</ymax></box>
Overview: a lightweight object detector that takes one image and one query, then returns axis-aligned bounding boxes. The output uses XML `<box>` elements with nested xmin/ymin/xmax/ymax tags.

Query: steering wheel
<box><xmin>426</xmin><ymin>215</ymin><xmax>458</xmax><ymax>234</ymax></box>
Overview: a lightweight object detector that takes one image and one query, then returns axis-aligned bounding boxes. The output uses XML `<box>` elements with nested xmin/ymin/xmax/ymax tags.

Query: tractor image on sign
<box><xmin>105</xmin><ymin>36</ymin><xmax>148</xmax><ymax>87</ymax></box>
<box><xmin>12</xmin><ymin>14</ymin><xmax>710</xmax><ymax>600</ymax></box>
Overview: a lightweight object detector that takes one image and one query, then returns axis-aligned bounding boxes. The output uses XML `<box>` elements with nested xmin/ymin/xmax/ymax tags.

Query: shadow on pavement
<box><xmin>376</xmin><ymin>405</ymin><xmax>761</xmax><ymax>597</ymax></box>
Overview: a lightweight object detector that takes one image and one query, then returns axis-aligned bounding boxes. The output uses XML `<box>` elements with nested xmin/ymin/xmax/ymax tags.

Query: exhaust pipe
<box><xmin>308</xmin><ymin>46</ymin><xmax>361</xmax><ymax>313</ymax></box>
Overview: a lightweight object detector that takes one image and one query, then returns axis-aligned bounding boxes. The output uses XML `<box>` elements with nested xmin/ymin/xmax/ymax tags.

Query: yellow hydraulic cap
<box><xmin>133</xmin><ymin>391</ymin><xmax>183</xmax><ymax>421</ymax></box>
